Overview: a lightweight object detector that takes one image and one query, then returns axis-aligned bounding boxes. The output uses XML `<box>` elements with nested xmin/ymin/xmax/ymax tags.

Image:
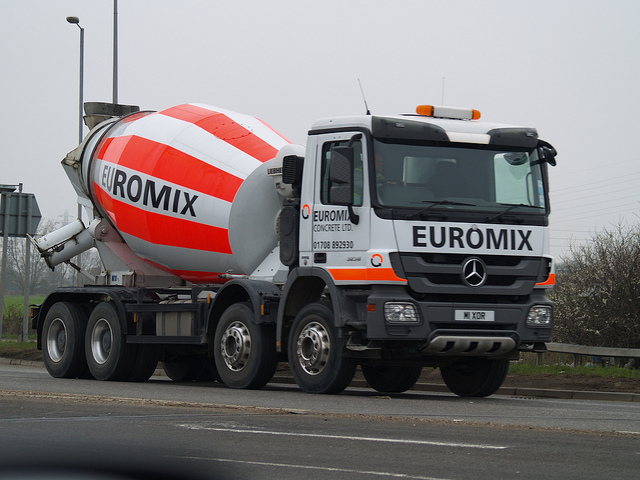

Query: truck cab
<box><xmin>280</xmin><ymin>105</ymin><xmax>556</xmax><ymax>395</ymax></box>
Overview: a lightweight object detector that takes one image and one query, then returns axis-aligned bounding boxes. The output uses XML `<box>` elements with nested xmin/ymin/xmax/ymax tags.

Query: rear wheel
<box><xmin>361</xmin><ymin>365</ymin><xmax>422</xmax><ymax>393</ymax></box>
<box><xmin>42</xmin><ymin>302</ymin><xmax>88</xmax><ymax>378</ymax></box>
<box><xmin>162</xmin><ymin>357</ymin><xmax>203</xmax><ymax>381</ymax></box>
<box><xmin>214</xmin><ymin>303</ymin><xmax>277</xmax><ymax>389</ymax></box>
<box><xmin>288</xmin><ymin>302</ymin><xmax>357</xmax><ymax>394</ymax></box>
<box><xmin>440</xmin><ymin>358</ymin><xmax>509</xmax><ymax>397</ymax></box>
<box><xmin>162</xmin><ymin>346</ymin><xmax>216</xmax><ymax>382</ymax></box>
<box><xmin>85</xmin><ymin>302</ymin><xmax>135</xmax><ymax>381</ymax></box>
<box><xmin>196</xmin><ymin>356</ymin><xmax>222</xmax><ymax>382</ymax></box>
<box><xmin>127</xmin><ymin>344</ymin><xmax>160</xmax><ymax>382</ymax></box>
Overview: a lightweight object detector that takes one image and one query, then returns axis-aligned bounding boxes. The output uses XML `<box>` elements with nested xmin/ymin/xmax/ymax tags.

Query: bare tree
<box><xmin>551</xmin><ymin>223</ymin><xmax>640</xmax><ymax>348</ymax></box>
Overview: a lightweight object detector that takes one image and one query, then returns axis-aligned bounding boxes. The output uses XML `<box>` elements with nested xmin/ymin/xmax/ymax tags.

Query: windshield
<box><xmin>373</xmin><ymin>139</ymin><xmax>547</xmax><ymax>214</ymax></box>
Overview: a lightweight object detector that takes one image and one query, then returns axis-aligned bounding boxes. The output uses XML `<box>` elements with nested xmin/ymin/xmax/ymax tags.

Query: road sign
<box><xmin>0</xmin><ymin>189</ymin><xmax>41</xmax><ymax>341</ymax></box>
<box><xmin>0</xmin><ymin>192</ymin><xmax>41</xmax><ymax>237</ymax></box>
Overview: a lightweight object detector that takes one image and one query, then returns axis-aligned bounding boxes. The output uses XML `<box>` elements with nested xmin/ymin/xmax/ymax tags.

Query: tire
<box><xmin>362</xmin><ymin>365</ymin><xmax>422</xmax><ymax>393</ymax></box>
<box><xmin>162</xmin><ymin>353</ymin><xmax>205</xmax><ymax>382</ymax></box>
<box><xmin>440</xmin><ymin>358</ymin><xmax>509</xmax><ymax>397</ymax></box>
<box><xmin>214</xmin><ymin>303</ymin><xmax>277</xmax><ymax>389</ymax></box>
<box><xmin>288</xmin><ymin>302</ymin><xmax>357</xmax><ymax>394</ymax></box>
<box><xmin>196</xmin><ymin>356</ymin><xmax>222</xmax><ymax>383</ymax></box>
<box><xmin>42</xmin><ymin>302</ymin><xmax>88</xmax><ymax>378</ymax></box>
<box><xmin>162</xmin><ymin>346</ymin><xmax>221</xmax><ymax>382</ymax></box>
<box><xmin>85</xmin><ymin>302</ymin><xmax>136</xmax><ymax>381</ymax></box>
<box><xmin>126</xmin><ymin>344</ymin><xmax>160</xmax><ymax>382</ymax></box>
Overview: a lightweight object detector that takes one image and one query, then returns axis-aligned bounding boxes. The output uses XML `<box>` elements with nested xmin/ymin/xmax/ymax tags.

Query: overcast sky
<box><xmin>2</xmin><ymin>0</ymin><xmax>639</xmax><ymax>260</ymax></box>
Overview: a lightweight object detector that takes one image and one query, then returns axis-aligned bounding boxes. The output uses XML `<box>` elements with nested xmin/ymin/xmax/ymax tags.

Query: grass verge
<box><xmin>4</xmin><ymin>296</ymin><xmax>45</xmax><ymax>309</ymax></box>
<box><xmin>0</xmin><ymin>341</ymin><xmax>39</xmax><ymax>358</ymax></box>
<box><xmin>2</xmin><ymin>296</ymin><xmax>44</xmax><ymax>338</ymax></box>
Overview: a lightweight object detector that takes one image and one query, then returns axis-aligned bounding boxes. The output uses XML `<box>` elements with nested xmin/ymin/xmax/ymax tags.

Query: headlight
<box><xmin>384</xmin><ymin>302</ymin><xmax>420</xmax><ymax>324</ymax></box>
<box><xmin>526</xmin><ymin>305</ymin><xmax>552</xmax><ymax>327</ymax></box>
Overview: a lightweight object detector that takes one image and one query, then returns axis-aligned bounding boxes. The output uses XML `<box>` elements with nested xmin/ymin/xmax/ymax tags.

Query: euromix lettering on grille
<box><xmin>411</xmin><ymin>224</ymin><xmax>542</xmax><ymax>253</ymax></box>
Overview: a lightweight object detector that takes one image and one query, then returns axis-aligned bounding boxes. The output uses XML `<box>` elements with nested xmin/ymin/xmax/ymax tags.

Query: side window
<box><xmin>320</xmin><ymin>139</ymin><xmax>363</xmax><ymax>206</ymax></box>
<box><xmin>493</xmin><ymin>153</ymin><xmax>536</xmax><ymax>206</ymax></box>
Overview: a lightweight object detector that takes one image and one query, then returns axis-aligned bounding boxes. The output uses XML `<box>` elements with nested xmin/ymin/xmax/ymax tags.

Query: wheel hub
<box><xmin>220</xmin><ymin>321</ymin><xmax>251</xmax><ymax>371</ymax></box>
<box><xmin>46</xmin><ymin>318</ymin><xmax>67</xmax><ymax>363</ymax></box>
<box><xmin>296</xmin><ymin>321</ymin><xmax>330</xmax><ymax>376</ymax></box>
<box><xmin>90</xmin><ymin>318</ymin><xmax>113</xmax><ymax>365</ymax></box>
<box><xmin>101</xmin><ymin>332</ymin><xmax>112</xmax><ymax>354</ymax></box>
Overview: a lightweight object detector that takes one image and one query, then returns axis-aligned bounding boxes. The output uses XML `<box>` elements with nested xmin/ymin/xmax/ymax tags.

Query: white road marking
<box><xmin>177</xmin><ymin>423</ymin><xmax>508</xmax><ymax>450</ymax></box>
<box><xmin>179</xmin><ymin>455</ymin><xmax>453</xmax><ymax>479</ymax></box>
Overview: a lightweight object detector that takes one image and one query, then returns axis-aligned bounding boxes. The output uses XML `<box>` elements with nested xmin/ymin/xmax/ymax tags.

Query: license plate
<box><xmin>455</xmin><ymin>310</ymin><xmax>495</xmax><ymax>322</ymax></box>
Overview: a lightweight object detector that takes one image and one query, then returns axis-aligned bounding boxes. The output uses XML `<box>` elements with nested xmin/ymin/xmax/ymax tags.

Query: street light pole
<box><xmin>113</xmin><ymin>0</ymin><xmax>118</xmax><ymax>104</ymax></box>
<box><xmin>66</xmin><ymin>16</ymin><xmax>84</xmax><ymax>145</ymax></box>
<box><xmin>66</xmin><ymin>16</ymin><xmax>84</xmax><ymax>286</ymax></box>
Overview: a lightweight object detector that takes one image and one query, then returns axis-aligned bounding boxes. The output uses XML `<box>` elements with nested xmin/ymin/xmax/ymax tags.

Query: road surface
<box><xmin>1</xmin><ymin>363</ymin><xmax>639</xmax><ymax>479</ymax></box>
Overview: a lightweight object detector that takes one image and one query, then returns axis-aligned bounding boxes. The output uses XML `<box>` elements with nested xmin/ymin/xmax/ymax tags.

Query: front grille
<box><xmin>393</xmin><ymin>252</ymin><xmax>542</xmax><ymax>296</ymax></box>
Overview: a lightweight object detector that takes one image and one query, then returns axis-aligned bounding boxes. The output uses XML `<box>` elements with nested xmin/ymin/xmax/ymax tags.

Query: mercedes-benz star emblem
<box><xmin>462</xmin><ymin>257</ymin><xmax>487</xmax><ymax>287</ymax></box>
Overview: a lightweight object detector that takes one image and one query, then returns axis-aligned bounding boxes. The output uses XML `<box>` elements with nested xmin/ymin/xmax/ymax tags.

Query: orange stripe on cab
<box><xmin>536</xmin><ymin>273</ymin><xmax>556</xmax><ymax>287</ymax></box>
<box><xmin>328</xmin><ymin>268</ymin><xmax>407</xmax><ymax>283</ymax></box>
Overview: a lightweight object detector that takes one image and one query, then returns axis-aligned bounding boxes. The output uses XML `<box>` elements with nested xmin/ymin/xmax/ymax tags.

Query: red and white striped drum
<box><xmin>88</xmin><ymin>103</ymin><xmax>290</xmax><ymax>283</ymax></box>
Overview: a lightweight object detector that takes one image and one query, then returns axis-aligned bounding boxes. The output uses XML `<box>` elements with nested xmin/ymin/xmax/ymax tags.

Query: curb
<box><xmin>3</xmin><ymin>357</ymin><xmax>638</xmax><ymax>403</ymax></box>
<box><xmin>0</xmin><ymin>357</ymin><xmax>44</xmax><ymax>368</ymax></box>
<box><xmin>269</xmin><ymin>375</ymin><xmax>640</xmax><ymax>403</ymax></box>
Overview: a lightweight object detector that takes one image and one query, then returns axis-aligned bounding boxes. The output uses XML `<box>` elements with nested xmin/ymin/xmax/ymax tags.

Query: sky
<box><xmin>1</xmin><ymin>0</ymin><xmax>639</xmax><ymax>261</ymax></box>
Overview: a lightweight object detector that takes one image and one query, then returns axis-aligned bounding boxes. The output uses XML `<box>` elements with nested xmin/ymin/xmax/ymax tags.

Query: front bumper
<box><xmin>364</xmin><ymin>285</ymin><xmax>552</xmax><ymax>351</ymax></box>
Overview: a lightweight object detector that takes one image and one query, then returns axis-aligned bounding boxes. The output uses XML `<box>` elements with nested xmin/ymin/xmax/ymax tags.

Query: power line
<box><xmin>552</xmin><ymin>157</ymin><xmax>640</xmax><ymax>180</ymax></box>
<box><xmin>553</xmin><ymin>169</ymin><xmax>640</xmax><ymax>186</ymax></box>
<box><xmin>551</xmin><ymin>204</ymin><xmax>639</xmax><ymax>221</ymax></box>
<box><xmin>550</xmin><ymin>176</ymin><xmax>640</xmax><ymax>199</ymax></box>
<box><xmin>552</xmin><ymin>196</ymin><xmax>640</xmax><ymax>215</ymax></box>
<box><xmin>552</xmin><ymin>184</ymin><xmax>639</xmax><ymax>202</ymax></box>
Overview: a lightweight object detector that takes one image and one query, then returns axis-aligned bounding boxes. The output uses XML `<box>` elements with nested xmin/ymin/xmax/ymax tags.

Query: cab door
<box><xmin>299</xmin><ymin>132</ymin><xmax>371</xmax><ymax>284</ymax></box>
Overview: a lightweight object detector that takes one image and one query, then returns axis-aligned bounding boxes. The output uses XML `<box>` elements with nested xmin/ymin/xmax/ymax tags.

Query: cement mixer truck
<box><xmin>31</xmin><ymin>101</ymin><xmax>557</xmax><ymax>396</ymax></box>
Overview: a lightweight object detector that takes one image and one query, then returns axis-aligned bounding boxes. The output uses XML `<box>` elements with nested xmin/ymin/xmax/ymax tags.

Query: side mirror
<box><xmin>537</xmin><ymin>140</ymin><xmax>557</xmax><ymax>166</ymax></box>
<box><xmin>282</xmin><ymin>155</ymin><xmax>304</xmax><ymax>186</ymax></box>
<box><xmin>328</xmin><ymin>146</ymin><xmax>354</xmax><ymax>205</ymax></box>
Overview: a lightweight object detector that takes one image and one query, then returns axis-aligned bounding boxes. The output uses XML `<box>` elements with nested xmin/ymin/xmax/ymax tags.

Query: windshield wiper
<box><xmin>486</xmin><ymin>204</ymin><xmax>538</xmax><ymax>223</ymax></box>
<box><xmin>406</xmin><ymin>200</ymin><xmax>477</xmax><ymax>220</ymax></box>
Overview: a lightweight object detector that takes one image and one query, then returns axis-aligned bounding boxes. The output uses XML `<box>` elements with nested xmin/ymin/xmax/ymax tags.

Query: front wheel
<box><xmin>440</xmin><ymin>358</ymin><xmax>509</xmax><ymax>397</ymax></box>
<box><xmin>361</xmin><ymin>365</ymin><xmax>422</xmax><ymax>393</ymax></box>
<box><xmin>288</xmin><ymin>302</ymin><xmax>357</xmax><ymax>394</ymax></box>
<box><xmin>214</xmin><ymin>303</ymin><xmax>277</xmax><ymax>389</ymax></box>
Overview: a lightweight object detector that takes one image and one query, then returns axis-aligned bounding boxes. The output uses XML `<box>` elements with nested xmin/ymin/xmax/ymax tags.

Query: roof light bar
<box><xmin>416</xmin><ymin>105</ymin><xmax>481</xmax><ymax>120</ymax></box>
